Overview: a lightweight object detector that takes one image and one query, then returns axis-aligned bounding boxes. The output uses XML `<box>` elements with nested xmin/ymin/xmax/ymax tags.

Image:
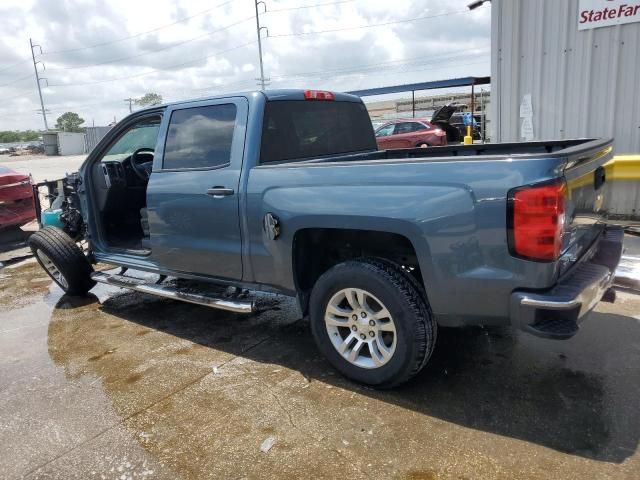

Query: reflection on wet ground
<box><xmin>1</xmin><ymin>259</ymin><xmax>639</xmax><ymax>479</ymax></box>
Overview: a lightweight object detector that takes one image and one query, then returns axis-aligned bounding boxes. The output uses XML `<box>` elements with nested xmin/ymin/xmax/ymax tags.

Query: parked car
<box><xmin>375</xmin><ymin>119</ymin><xmax>447</xmax><ymax>149</ymax></box>
<box><xmin>28</xmin><ymin>89</ymin><xmax>622</xmax><ymax>388</ymax></box>
<box><xmin>0</xmin><ymin>147</ymin><xmax>17</xmax><ymax>155</ymax></box>
<box><xmin>371</xmin><ymin>119</ymin><xmax>387</xmax><ymax>130</ymax></box>
<box><xmin>428</xmin><ymin>103</ymin><xmax>483</xmax><ymax>143</ymax></box>
<box><xmin>449</xmin><ymin>111</ymin><xmax>484</xmax><ymax>141</ymax></box>
<box><xmin>0</xmin><ymin>165</ymin><xmax>36</xmax><ymax>229</ymax></box>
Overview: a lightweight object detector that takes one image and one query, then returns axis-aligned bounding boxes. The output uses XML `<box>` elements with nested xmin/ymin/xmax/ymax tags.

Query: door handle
<box><xmin>206</xmin><ymin>187</ymin><xmax>234</xmax><ymax>198</ymax></box>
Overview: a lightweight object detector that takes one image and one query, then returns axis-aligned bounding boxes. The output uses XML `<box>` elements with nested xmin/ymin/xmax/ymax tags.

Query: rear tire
<box><xmin>309</xmin><ymin>257</ymin><xmax>436</xmax><ymax>388</ymax></box>
<box><xmin>416</xmin><ymin>142</ymin><xmax>429</xmax><ymax>148</ymax></box>
<box><xmin>28</xmin><ymin>227</ymin><xmax>95</xmax><ymax>295</ymax></box>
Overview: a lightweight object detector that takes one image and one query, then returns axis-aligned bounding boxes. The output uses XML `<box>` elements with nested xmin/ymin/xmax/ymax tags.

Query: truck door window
<box><xmin>163</xmin><ymin>104</ymin><xmax>237</xmax><ymax>170</ymax></box>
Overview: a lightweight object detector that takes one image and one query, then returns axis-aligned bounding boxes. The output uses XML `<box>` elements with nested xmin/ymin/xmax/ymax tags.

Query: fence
<box><xmin>84</xmin><ymin>127</ymin><xmax>112</xmax><ymax>154</ymax></box>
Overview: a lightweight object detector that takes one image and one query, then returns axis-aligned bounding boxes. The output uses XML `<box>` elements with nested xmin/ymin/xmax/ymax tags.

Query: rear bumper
<box><xmin>510</xmin><ymin>227</ymin><xmax>624</xmax><ymax>339</ymax></box>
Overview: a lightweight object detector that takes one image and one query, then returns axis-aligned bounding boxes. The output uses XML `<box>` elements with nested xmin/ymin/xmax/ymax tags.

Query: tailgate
<box><xmin>559</xmin><ymin>138</ymin><xmax>613</xmax><ymax>275</ymax></box>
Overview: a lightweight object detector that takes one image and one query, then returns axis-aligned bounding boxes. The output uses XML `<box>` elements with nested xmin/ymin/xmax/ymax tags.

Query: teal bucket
<box><xmin>41</xmin><ymin>209</ymin><xmax>64</xmax><ymax>228</ymax></box>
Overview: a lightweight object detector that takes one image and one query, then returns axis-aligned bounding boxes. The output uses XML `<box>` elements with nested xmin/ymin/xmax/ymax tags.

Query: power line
<box><xmin>0</xmin><ymin>58</ymin><xmax>33</xmax><ymax>74</ymax></box>
<box><xmin>267</xmin><ymin>50</ymin><xmax>490</xmax><ymax>82</ymax></box>
<box><xmin>185</xmin><ymin>52</ymin><xmax>490</xmax><ymax>98</ymax></box>
<box><xmin>43</xmin><ymin>0</ymin><xmax>361</xmax><ymax>77</ymax></box>
<box><xmin>182</xmin><ymin>48</ymin><xmax>489</xmax><ymax>93</ymax></box>
<box><xmin>181</xmin><ymin>76</ymin><xmax>260</xmax><ymax>96</ymax></box>
<box><xmin>0</xmin><ymin>72</ymin><xmax>34</xmax><ymax>87</ymax></box>
<box><xmin>264</xmin><ymin>0</ymin><xmax>354</xmax><ymax>13</ymax></box>
<box><xmin>265</xmin><ymin>58</ymin><xmax>491</xmax><ymax>94</ymax></box>
<box><xmin>40</xmin><ymin>1</ymin><xmax>360</xmax><ymax>73</ymax></box>
<box><xmin>46</xmin><ymin>16</ymin><xmax>255</xmax><ymax>72</ymax></box>
<box><xmin>268</xmin><ymin>9</ymin><xmax>473</xmax><ymax>37</ymax></box>
<box><xmin>47</xmin><ymin>40</ymin><xmax>257</xmax><ymax>87</ymax></box>
<box><xmin>45</xmin><ymin>99</ymin><xmax>127</xmax><ymax>113</ymax></box>
<box><xmin>42</xmin><ymin>0</ymin><xmax>236</xmax><ymax>56</ymax></box>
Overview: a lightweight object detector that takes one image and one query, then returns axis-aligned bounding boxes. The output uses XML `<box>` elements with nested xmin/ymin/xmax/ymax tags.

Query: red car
<box><xmin>375</xmin><ymin>119</ymin><xmax>447</xmax><ymax>149</ymax></box>
<box><xmin>0</xmin><ymin>165</ymin><xmax>36</xmax><ymax>230</ymax></box>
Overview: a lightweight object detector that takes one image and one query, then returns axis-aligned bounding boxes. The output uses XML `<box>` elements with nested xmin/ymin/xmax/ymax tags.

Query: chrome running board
<box><xmin>90</xmin><ymin>271</ymin><xmax>254</xmax><ymax>314</ymax></box>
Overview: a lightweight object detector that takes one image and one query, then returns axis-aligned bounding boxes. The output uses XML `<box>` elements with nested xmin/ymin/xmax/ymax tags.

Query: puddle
<box><xmin>2</xmin><ymin>250</ymin><xmax>639</xmax><ymax>478</ymax></box>
<box><xmin>615</xmin><ymin>255</ymin><xmax>640</xmax><ymax>291</ymax></box>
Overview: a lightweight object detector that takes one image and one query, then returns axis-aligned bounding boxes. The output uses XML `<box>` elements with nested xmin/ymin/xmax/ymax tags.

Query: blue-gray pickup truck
<box><xmin>30</xmin><ymin>89</ymin><xmax>623</xmax><ymax>388</ymax></box>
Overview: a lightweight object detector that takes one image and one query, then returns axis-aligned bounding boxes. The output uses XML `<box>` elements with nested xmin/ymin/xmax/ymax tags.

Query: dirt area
<box><xmin>1</xmin><ymin>249</ymin><xmax>639</xmax><ymax>479</ymax></box>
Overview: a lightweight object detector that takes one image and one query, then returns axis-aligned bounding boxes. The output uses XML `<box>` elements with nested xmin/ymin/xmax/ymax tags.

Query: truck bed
<box><xmin>248</xmin><ymin>137</ymin><xmax>614</xmax><ymax>327</ymax></box>
<box><xmin>293</xmin><ymin>138</ymin><xmax>605</xmax><ymax>165</ymax></box>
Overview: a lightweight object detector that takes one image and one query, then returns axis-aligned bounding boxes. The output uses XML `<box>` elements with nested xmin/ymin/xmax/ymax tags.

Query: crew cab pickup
<box><xmin>29</xmin><ymin>89</ymin><xmax>623</xmax><ymax>388</ymax></box>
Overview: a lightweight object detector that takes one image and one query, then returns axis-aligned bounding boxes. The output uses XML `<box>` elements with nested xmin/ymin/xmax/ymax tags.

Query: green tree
<box><xmin>55</xmin><ymin>112</ymin><xmax>85</xmax><ymax>132</ymax></box>
<box><xmin>0</xmin><ymin>130</ymin><xmax>42</xmax><ymax>143</ymax></box>
<box><xmin>0</xmin><ymin>131</ymin><xmax>20</xmax><ymax>143</ymax></box>
<box><xmin>135</xmin><ymin>92</ymin><xmax>163</xmax><ymax>107</ymax></box>
<box><xmin>21</xmin><ymin>130</ymin><xmax>40</xmax><ymax>141</ymax></box>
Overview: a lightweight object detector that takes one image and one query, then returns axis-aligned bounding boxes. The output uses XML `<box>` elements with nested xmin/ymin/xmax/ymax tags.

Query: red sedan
<box><xmin>0</xmin><ymin>165</ymin><xmax>36</xmax><ymax>230</ymax></box>
<box><xmin>375</xmin><ymin>119</ymin><xmax>447</xmax><ymax>149</ymax></box>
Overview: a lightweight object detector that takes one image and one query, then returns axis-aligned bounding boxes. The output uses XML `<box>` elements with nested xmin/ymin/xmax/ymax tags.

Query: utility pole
<box><xmin>254</xmin><ymin>0</ymin><xmax>268</xmax><ymax>90</ymax></box>
<box><xmin>29</xmin><ymin>38</ymin><xmax>49</xmax><ymax>131</ymax></box>
<box><xmin>123</xmin><ymin>97</ymin><xmax>135</xmax><ymax>113</ymax></box>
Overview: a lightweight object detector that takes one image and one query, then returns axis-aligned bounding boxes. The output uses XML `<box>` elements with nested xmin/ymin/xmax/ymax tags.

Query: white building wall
<box><xmin>491</xmin><ymin>0</ymin><xmax>640</xmax><ymax>154</ymax></box>
<box><xmin>57</xmin><ymin>132</ymin><xmax>86</xmax><ymax>156</ymax></box>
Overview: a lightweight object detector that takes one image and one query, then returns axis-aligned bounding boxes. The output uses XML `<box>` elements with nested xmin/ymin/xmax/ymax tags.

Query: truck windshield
<box><xmin>260</xmin><ymin>100</ymin><xmax>376</xmax><ymax>164</ymax></box>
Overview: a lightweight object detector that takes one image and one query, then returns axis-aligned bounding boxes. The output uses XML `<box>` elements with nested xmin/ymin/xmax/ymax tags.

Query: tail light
<box><xmin>507</xmin><ymin>180</ymin><xmax>566</xmax><ymax>261</ymax></box>
<box><xmin>433</xmin><ymin>129</ymin><xmax>446</xmax><ymax>137</ymax></box>
<box><xmin>304</xmin><ymin>90</ymin><xmax>335</xmax><ymax>101</ymax></box>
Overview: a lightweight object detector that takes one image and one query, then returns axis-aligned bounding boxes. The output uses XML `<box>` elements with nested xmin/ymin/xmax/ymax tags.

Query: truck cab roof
<box><xmin>135</xmin><ymin>89</ymin><xmax>365</xmax><ymax>115</ymax></box>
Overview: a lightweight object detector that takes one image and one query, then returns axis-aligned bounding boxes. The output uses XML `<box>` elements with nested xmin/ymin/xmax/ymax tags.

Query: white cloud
<box><xmin>0</xmin><ymin>0</ymin><xmax>490</xmax><ymax>130</ymax></box>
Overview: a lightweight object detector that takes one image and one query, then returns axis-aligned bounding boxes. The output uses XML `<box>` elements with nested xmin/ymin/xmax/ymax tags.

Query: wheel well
<box><xmin>293</xmin><ymin>228</ymin><xmax>425</xmax><ymax>309</ymax></box>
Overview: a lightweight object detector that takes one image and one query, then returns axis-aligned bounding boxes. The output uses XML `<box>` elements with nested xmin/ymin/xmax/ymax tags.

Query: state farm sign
<box><xmin>579</xmin><ymin>0</ymin><xmax>640</xmax><ymax>30</ymax></box>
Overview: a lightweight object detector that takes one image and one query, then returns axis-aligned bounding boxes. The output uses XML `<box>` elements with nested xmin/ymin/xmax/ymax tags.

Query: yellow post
<box><xmin>463</xmin><ymin>126</ymin><xmax>473</xmax><ymax>145</ymax></box>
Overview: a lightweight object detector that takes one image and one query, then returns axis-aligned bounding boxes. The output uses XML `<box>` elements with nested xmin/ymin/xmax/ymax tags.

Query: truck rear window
<box><xmin>260</xmin><ymin>100</ymin><xmax>376</xmax><ymax>164</ymax></box>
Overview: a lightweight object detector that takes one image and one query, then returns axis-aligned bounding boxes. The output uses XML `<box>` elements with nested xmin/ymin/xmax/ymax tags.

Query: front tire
<box><xmin>309</xmin><ymin>258</ymin><xmax>436</xmax><ymax>388</ymax></box>
<box><xmin>28</xmin><ymin>227</ymin><xmax>95</xmax><ymax>295</ymax></box>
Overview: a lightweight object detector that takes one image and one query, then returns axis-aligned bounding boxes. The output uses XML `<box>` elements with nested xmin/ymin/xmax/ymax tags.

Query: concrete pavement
<box><xmin>0</xmin><ymin>154</ymin><xmax>86</xmax><ymax>183</ymax></box>
<box><xmin>1</xmin><ymin>255</ymin><xmax>639</xmax><ymax>479</ymax></box>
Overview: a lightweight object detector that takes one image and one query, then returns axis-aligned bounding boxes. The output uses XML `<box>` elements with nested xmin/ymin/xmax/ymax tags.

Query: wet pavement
<box><xmin>1</xmin><ymin>257</ymin><xmax>640</xmax><ymax>479</ymax></box>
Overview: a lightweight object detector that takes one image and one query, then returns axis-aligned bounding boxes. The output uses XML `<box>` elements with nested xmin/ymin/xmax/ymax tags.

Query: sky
<box><xmin>0</xmin><ymin>0</ymin><xmax>491</xmax><ymax>131</ymax></box>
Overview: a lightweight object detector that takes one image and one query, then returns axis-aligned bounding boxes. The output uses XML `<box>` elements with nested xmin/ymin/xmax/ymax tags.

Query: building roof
<box><xmin>346</xmin><ymin>76</ymin><xmax>491</xmax><ymax>97</ymax></box>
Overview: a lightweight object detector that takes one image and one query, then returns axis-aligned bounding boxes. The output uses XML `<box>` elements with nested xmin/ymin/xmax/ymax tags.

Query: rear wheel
<box><xmin>416</xmin><ymin>142</ymin><xmax>429</xmax><ymax>148</ymax></box>
<box><xmin>28</xmin><ymin>227</ymin><xmax>95</xmax><ymax>295</ymax></box>
<box><xmin>309</xmin><ymin>258</ymin><xmax>436</xmax><ymax>388</ymax></box>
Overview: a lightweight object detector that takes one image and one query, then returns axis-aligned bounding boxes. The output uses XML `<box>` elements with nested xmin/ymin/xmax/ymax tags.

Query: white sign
<box><xmin>521</xmin><ymin>117</ymin><xmax>535</xmax><ymax>142</ymax></box>
<box><xmin>519</xmin><ymin>93</ymin><xmax>533</xmax><ymax>118</ymax></box>
<box><xmin>520</xmin><ymin>93</ymin><xmax>534</xmax><ymax>141</ymax></box>
<box><xmin>578</xmin><ymin>0</ymin><xmax>640</xmax><ymax>30</ymax></box>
